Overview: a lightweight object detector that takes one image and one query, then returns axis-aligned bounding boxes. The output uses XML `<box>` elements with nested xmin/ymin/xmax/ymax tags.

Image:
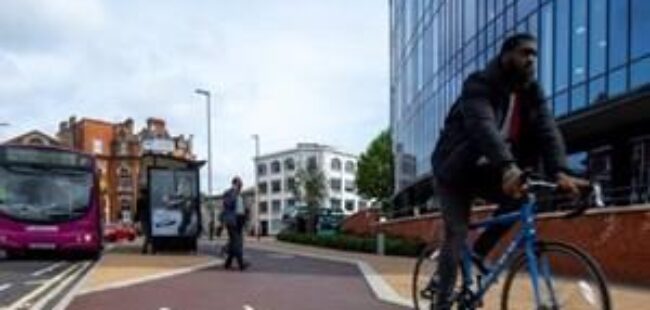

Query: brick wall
<box><xmin>341</xmin><ymin>209</ymin><xmax>380</xmax><ymax>237</ymax></box>
<box><xmin>342</xmin><ymin>205</ymin><xmax>650</xmax><ymax>286</ymax></box>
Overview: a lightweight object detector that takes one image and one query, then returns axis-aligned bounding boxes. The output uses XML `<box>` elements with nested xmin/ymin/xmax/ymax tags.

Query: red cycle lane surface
<box><xmin>67</xmin><ymin>248</ymin><xmax>409</xmax><ymax>310</ymax></box>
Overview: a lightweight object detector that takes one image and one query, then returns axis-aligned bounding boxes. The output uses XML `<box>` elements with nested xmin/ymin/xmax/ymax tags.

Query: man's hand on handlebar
<box><xmin>502</xmin><ymin>164</ymin><xmax>526</xmax><ymax>199</ymax></box>
<box><xmin>555</xmin><ymin>172</ymin><xmax>590</xmax><ymax>199</ymax></box>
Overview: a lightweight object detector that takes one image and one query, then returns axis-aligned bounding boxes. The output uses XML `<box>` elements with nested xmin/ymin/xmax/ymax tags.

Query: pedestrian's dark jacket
<box><xmin>222</xmin><ymin>188</ymin><xmax>246</xmax><ymax>227</ymax></box>
<box><xmin>431</xmin><ymin>58</ymin><xmax>568</xmax><ymax>188</ymax></box>
<box><xmin>222</xmin><ymin>188</ymin><xmax>236</xmax><ymax>225</ymax></box>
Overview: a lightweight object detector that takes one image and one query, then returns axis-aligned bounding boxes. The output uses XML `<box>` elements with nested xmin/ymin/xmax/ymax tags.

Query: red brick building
<box><xmin>57</xmin><ymin>116</ymin><xmax>195</xmax><ymax>223</ymax></box>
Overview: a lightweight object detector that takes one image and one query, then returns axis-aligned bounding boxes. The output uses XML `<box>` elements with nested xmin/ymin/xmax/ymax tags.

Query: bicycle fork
<box><xmin>522</xmin><ymin>202</ymin><xmax>559</xmax><ymax>309</ymax></box>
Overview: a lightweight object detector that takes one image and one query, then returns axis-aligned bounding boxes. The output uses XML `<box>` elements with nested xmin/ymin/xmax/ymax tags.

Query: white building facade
<box><xmin>254</xmin><ymin>143</ymin><xmax>367</xmax><ymax>235</ymax></box>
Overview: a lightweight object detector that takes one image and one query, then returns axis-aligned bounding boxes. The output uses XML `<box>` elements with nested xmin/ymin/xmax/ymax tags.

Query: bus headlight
<box><xmin>83</xmin><ymin>233</ymin><xmax>93</xmax><ymax>243</ymax></box>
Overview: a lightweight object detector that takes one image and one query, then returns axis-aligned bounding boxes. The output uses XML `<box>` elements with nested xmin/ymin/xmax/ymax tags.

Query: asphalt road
<box><xmin>68</xmin><ymin>245</ymin><xmax>409</xmax><ymax>310</ymax></box>
<box><xmin>0</xmin><ymin>251</ymin><xmax>93</xmax><ymax>310</ymax></box>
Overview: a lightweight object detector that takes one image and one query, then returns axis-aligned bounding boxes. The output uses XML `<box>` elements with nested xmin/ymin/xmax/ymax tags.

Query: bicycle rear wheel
<box><xmin>501</xmin><ymin>241</ymin><xmax>611</xmax><ymax>310</ymax></box>
<box><xmin>412</xmin><ymin>243</ymin><xmax>479</xmax><ymax>310</ymax></box>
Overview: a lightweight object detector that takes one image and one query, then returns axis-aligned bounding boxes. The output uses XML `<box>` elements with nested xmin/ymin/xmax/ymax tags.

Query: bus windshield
<box><xmin>0</xmin><ymin>165</ymin><xmax>93</xmax><ymax>223</ymax></box>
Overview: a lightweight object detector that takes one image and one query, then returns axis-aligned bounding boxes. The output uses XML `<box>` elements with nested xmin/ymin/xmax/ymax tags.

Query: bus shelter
<box><xmin>138</xmin><ymin>154</ymin><xmax>205</xmax><ymax>254</ymax></box>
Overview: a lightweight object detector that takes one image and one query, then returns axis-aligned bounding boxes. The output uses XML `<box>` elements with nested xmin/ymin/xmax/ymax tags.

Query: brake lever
<box><xmin>564</xmin><ymin>182</ymin><xmax>603</xmax><ymax>219</ymax></box>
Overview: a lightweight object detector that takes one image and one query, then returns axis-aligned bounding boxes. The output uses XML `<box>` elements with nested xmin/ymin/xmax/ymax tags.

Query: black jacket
<box><xmin>431</xmin><ymin>59</ymin><xmax>568</xmax><ymax>188</ymax></box>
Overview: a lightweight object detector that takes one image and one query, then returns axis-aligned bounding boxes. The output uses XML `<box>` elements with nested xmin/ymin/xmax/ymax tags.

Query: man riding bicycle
<box><xmin>429</xmin><ymin>33</ymin><xmax>588</xmax><ymax>309</ymax></box>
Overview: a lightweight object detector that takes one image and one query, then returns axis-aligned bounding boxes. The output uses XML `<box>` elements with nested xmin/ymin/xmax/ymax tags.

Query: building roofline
<box><xmin>79</xmin><ymin>118</ymin><xmax>115</xmax><ymax>127</ymax></box>
<box><xmin>256</xmin><ymin>143</ymin><xmax>358</xmax><ymax>161</ymax></box>
<box><xmin>3</xmin><ymin>130</ymin><xmax>61</xmax><ymax>145</ymax></box>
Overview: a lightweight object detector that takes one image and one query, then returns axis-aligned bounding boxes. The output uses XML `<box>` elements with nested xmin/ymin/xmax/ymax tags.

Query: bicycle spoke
<box><xmin>501</xmin><ymin>242</ymin><xmax>610</xmax><ymax>310</ymax></box>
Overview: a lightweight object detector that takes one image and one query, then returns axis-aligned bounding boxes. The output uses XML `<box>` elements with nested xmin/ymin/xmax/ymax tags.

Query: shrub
<box><xmin>276</xmin><ymin>231</ymin><xmax>423</xmax><ymax>257</ymax></box>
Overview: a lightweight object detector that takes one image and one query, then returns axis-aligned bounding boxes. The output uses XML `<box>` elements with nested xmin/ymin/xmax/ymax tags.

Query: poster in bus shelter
<box><xmin>149</xmin><ymin>169</ymin><xmax>200</xmax><ymax>237</ymax></box>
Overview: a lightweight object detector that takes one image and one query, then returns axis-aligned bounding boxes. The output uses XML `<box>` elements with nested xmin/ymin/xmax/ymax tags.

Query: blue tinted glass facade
<box><xmin>390</xmin><ymin>0</ymin><xmax>650</xmax><ymax>190</ymax></box>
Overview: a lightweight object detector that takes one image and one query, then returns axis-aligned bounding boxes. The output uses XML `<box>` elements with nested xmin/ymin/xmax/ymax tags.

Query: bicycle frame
<box><xmin>460</xmin><ymin>193</ymin><xmax>553</xmax><ymax>308</ymax></box>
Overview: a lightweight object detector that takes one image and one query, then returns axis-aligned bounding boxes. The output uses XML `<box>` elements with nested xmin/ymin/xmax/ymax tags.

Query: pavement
<box><xmin>52</xmin><ymin>237</ymin><xmax>650</xmax><ymax>309</ymax></box>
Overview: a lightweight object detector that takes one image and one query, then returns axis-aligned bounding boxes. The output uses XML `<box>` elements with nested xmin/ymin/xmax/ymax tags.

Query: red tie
<box><xmin>509</xmin><ymin>94</ymin><xmax>521</xmax><ymax>143</ymax></box>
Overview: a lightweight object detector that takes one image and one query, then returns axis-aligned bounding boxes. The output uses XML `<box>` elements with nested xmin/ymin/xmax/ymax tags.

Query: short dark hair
<box><xmin>231</xmin><ymin>176</ymin><xmax>242</xmax><ymax>186</ymax></box>
<box><xmin>500</xmin><ymin>33</ymin><xmax>536</xmax><ymax>55</ymax></box>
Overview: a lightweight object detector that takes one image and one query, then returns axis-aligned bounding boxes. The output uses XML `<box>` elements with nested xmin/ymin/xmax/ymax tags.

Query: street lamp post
<box><xmin>252</xmin><ymin>134</ymin><xmax>261</xmax><ymax>240</ymax></box>
<box><xmin>195</xmin><ymin>89</ymin><xmax>214</xmax><ymax>239</ymax></box>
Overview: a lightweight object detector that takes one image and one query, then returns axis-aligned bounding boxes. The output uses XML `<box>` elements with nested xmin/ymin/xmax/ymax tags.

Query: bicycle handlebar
<box><xmin>522</xmin><ymin>174</ymin><xmax>605</xmax><ymax>219</ymax></box>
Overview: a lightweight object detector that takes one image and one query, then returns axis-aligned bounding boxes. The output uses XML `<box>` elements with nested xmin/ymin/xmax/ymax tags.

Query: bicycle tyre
<box><xmin>412</xmin><ymin>243</ymin><xmax>484</xmax><ymax>310</ymax></box>
<box><xmin>500</xmin><ymin>241</ymin><xmax>611</xmax><ymax>310</ymax></box>
<box><xmin>413</xmin><ymin>243</ymin><xmax>438</xmax><ymax>310</ymax></box>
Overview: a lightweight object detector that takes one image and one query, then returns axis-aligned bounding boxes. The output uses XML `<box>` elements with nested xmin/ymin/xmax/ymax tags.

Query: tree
<box><xmin>356</xmin><ymin>129</ymin><xmax>395</xmax><ymax>211</ymax></box>
<box><xmin>289</xmin><ymin>164</ymin><xmax>327</xmax><ymax>234</ymax></box>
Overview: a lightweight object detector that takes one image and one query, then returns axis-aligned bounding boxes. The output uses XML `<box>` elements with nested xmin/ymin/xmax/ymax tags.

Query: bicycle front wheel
<box><xmin>501</xmin><ymin>241</ymin><xmax>611</xmax><ymax>310</ymax></box>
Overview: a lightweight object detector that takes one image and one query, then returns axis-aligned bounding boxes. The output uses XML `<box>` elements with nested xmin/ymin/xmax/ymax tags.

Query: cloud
<box><xmin>0</xmin><ymin>0</ymin><xmax>389</xmax><ymax>193</ymax></box>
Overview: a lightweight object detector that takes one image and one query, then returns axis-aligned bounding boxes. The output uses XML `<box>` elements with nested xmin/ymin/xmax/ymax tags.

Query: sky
<box><xmin>0</xmin><ymin>0</ymin><xmax>389</xmax><ymax>193</ymax></box>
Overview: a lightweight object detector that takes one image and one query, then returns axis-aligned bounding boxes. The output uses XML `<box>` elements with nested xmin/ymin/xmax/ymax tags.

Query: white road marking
<box><xmin>0</xmin><ymin>283</ymin><xmax>12</xmax><ymax>292</ymax></box>
<box><xmin>23</xmin><ymin>280</ymin><xmax>48</xmax><ymax>286</ymax></box>
<box><xmin>243</xmin><ymin>305</ymin><xmax>255</xmax><ymax>310</ymax></box>
<box><xmin>30</xmin><ymin>262</ymin><xmax>91</xmax><ymax>310</ymax></box>
<box><xmin>79</xmin><ymin>259</ymin><xmax>223</xmax><ymax>295</ymax></box>
<box><xmin>31</xmin><ymin>262</ymin><xmax>64</xmax><ymax>277</ymax></box>
<box><xmin>5</xmin><ymin>263</ymin><xmax>79</xmax><ymax>310</ymax></box>
<box><xmin>52</xmin><ymin>257</ymin><xmax>101</xmax><ymax>310</ymax></box>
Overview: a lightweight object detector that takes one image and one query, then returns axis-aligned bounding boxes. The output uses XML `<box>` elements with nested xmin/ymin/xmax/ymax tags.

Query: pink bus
<box><xmin>0</xmin><ymin>145</ymin><xmax>102</xmax><ymax>259</ymax></box>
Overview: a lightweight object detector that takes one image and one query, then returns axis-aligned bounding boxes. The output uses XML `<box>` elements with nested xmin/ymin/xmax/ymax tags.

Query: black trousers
<box><xmin>225</xmin><ymin>216</ymin><xmax>246</xmax><ymax>268</ymax></box>
<box><xmin>434</xmin><ymin>167</ymin><xmax>520</xmax><ymax>308</ymax></box>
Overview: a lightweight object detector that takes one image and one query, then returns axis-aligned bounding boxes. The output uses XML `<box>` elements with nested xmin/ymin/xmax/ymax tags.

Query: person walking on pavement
<box><xmin>221</xmin><ymin>176</ymin><xmax>250</xmax><ymax>270</ymax></box>
<box><xmin>429</xmin><ymin>33</ymin><xmax>587</xmax><ymax>309</ymax></box>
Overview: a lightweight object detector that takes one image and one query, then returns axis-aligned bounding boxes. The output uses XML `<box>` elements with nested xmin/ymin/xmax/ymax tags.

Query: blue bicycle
<box><xmin>412</xmin><ymin>178</ymin><xmax>611</xmax><ymax>309</ymax></box>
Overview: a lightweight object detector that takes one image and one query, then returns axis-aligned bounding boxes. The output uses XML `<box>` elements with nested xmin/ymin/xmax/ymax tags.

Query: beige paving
<box><xmin>246</xmin><ymin>238</ymin><xmax>650</xmax><ymax>309</ymax></box>
<box><xmin>82</xmin><ymin>242</ymin><xmax>216</xmax><ymax>293</ymax></box>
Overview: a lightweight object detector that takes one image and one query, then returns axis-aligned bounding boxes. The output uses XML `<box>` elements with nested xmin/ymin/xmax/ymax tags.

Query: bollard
<box><xmin>377</xmin><ymin>216</ymin><xmax>386</xmax><ymax>255</ymax></box>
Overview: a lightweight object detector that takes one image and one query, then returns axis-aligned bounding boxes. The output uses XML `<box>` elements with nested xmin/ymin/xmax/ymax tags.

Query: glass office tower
<box><xmin>390</xmin><ymin>0</ymin><xmax>650</xmax><ymax>208</ymax></box>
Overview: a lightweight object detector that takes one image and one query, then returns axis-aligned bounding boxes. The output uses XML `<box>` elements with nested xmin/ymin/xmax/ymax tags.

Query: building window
<box><xmin>539</xmin><ymin>3</ymin><xmax>553</xmax><ymax>94</ymax></box>
<box><xmin>285</xmin><ymin>199</ymin><xmax>296</xmax><ymax>207</ymax></box>
<box><xmin>344</xmin><ymin>180</ymin><xmax>356</xmax><ymax>193</ymax></box>
<box><xmin>258</xmin><ymin>182</ymin><xmax>268</xmax><ymax>194</ymax></box>
<box><xmin>589</xmin><ymin>0</ymin><xmax>606</xmax><ymax>78</ymax></box>
<box><xmin>28</xmin><ymin>137</ymin><xmax>45</xmax><ymax>145</ymax></box>
<box><xmin>572</xmin><ymin>0</ymin><xmax>587</xmax><ymax>86</ymax></box>
<box><xmin>330</xmin><ymin>198</ymin><xmax>342</xmax><ymax>211</ymax></box>
<box><xmin>608</xmin><ymin>67</ymin><xmax>628</xmax><ymax>96</ymax></box>
<box><xmin>118</xmin><ymin>165</ymin><xmax>130</xmax><ymax>177</ymax></box>
<box><xmin>609</xmin><ymin>0</ymin><xmax>629</xmax><ymax>69</ymax></box>
<box><xmin>119</xmin><ymin>142</ymin><xmax>128</xmax><ymax>155</ymax></box>
<box><xmin>571</xmin><ymin>84</ymin><xmax>586</xmax><ymax>111</ymax></box>
<box><xmin>344</xmin><ymin>161</ymin><xmax>356</xmax><ymax>173</ymax></box>
<box><xmin>259</xmin><ymin>201</ymin><xmax>268</xmax><ymax>214</ymax></box>
<box><xmin>631</xmin><ymin>57</ymin><xmax>650</xmax><ymax>89</ymax></box>
<box><xmin>331</xmin><ymin>158</ymin><xmax>342</xmax><ymax>171</ymax></box>
<box><xmin>93</xmin><ymin>139</ymin><xmax>103</xmax><ymax>154</ymax></box>
<box><xmin>554</xmin><ymin>92</ymin><xmax>569</xmax><ymax>117</ymax></box>
<box><xmin>271</xmin><ymin>200</ymin><xmax>282</xmax><ymax>213</ymax></box>
<box><xmin>257</xmin><ymin>163</ymin><xmax>267</xmax><ymax>176</ymax></box>
<box><xmin>589</xmin><ymin>77</ymin><xmax>606</xmax><ymax>105</ymax></box>
<box><xmin>631</xmin><ymin>0</ymin><xmax>650</xmax><ymax>59</ymax></box>
<box><xmin>330</xmin><ymin>178</ymin><xmax>342</xmax><ymax>192</ymax></box>
<box><xmin>307</xmin><ymin>156</ymin><xmax>318</xmax><ymax>170</ymax></box>
<box><xmin>284</xmin><ymin>158</ymin><xmax>295</xmax><ymax>171</ymax></box>
<box><xmin>358</xmin><ymin>200</ymin><xmax>368</xmax><ymax>210</ymax></box>
<box><xmin>271</xmin><ymin>180</ymin><xmax>282</xmax><ymax>193</ymax></box>
<box><xmin>271</xmin><ymin>160</ymin><xmax>281</xmax><ymax>174</ymax></box>
<box><xmin>344</xmin><ymin>200</ymin><xmax>355</xmax><ymax>213</ymax></box>
<box><xmin>555</xmin><ymin>0</ymin><xmax>570</xmax><ymax>91</ymax></box>
<box><xmin>285</xmin><ymin>177</ymin><xmax>296</xmax><ymax>191</ymax></box>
